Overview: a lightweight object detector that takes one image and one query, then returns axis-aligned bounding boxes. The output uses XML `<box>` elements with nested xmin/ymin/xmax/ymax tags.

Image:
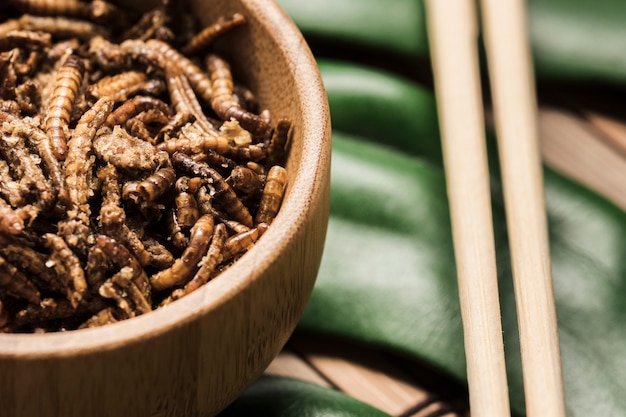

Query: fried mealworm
<box><xmin>0</xmin><ymin>235</ymin><xmax>64</xmax><ymax>293</ymax></box>
<box><xmin>156</xmin><ymin>110</ymin><xmax>194</xmax><ymax>141</ymax></box>
<box><xmin>123</xmin><ymin>166</ymin><xmax>176</xmax><ymax>207</ymax></box>
<box><xmin>15</xmin><ymin>80</ymin><xmax>40</xmax><ymax>115</ymax></box>
<box><xmin>59</xmin><ymin>97</ymin><xmax>113</xmax><ymax>255</ymax></box>
<box><xmin>146</xmin><ymin>38</ymin><xmax>214</xmax><ymax>104</ymax></box>
<box><xmin>13</xmin><ymin>297</ymin><xmax>106</xmax><ymax>330</ymax></box>
<box><xmin>93</xmin><ymin>126</ymin><xmax>163</xmax><ymax>175</ymax></box>
<box><xmin>79</xmin><ymin>306</ymin><xmax>118</xmax><ymax>328</ymax></box>
<box><xmin>97</xmin><ymin>164</ymin><xmax>152</xmax><ymax>267</ymax></box>
<box><xmin>9</xmin><ymin>0</ymin><xmax>91</xmax><ymax>19</ymax></box>
<box><xmin>207</xmin><ymin>54</ymin><xmax>269</xmax><ymax>136</ymax></box>
<box><xmin>181</xmin><ymin>13</ymin><xmax>246</xmax><ymax>56</ymax></box>
<box><xmin>9</xmin><ymin>0</ymin><xmax>120</xmax><ymax>24</ymax></box>
<box><xmin>157</xmin><ymin>122</ymin><xmax>266</xmax><ymax>162</ymax></box>
<box><xmin>96</xmin><ymin>234</ymin><xmax>150</xmax><ymax>298</ymax></box>
<box><xmin>124</xmin><ymin>115</ymin><xmax>153</xmax><ymax>143</ymax></box>
<box><xmin>211</xmin><ymin>208</ymin><xmax>250</xmax><ymax>234</ymax></box>
<box><xmin>0</xmin><ymin>116</ymin><xmax>55</xmax><ymax>207</ymax></box>
<box><xmin>86</xmin><ymin>70</ymin><xmax>147</xmax><ymax>102</ymax></box>
<box><xmin>125</xmin><ymin>109</ymin><xmax>170</xmax><ymax>143</ymax></box>
<box><xmin>0</xmin><ymin>158</ymin><xmax>28</xmax><ymax>206</ymax></box>
<box><xmin>142</xmin><ymin>236</ymin><xmax>174</xmax><ymax>270</ymax></box>
<box><xmin>0</xmin><ymin>196</ymin><xmax>24</xmax><ymax>235</ymax></box>
<box><xmin>121</xmin><ymin>38</ymin><xmax>214</xmax><ymax>105</ymax></box>
<box><xmin>165</xmin><ymin>222</ymin><xmax>227</xmax><ymax>303</ymax></box>
<box><xmin>0</xmin><ymin>254</ymin><xmax>41</xmax><ymax>304</ymax></box>
<box><xmin>0</xmin><ymin>99</ymin><xmax>20</xmax><ymax>115</ymax></box>
<box><xmin>172</xmin><ymin>152</ymin><xmax>253</xmax><ymax>227</ymax></box>
<box><xmin>97</xmin><ymin>164</ymin><xmax>124</xmax><ymax>237</ymax></box>
<box><xmin>0</xmin><ymin>19</ymin><xmax>20</xmax><ymax>38</ymax></box>
<box><xmin>65</xmin><ymin>96</ymin><xmax>113</xmax><ymax>211</ymax></box>
<box><xmin>164</xmin><ymin>61</ymin><xmax>219</xmax><ymax>138</ymax></box>
<box><xmin>192</xmin><ymin>148</ymin><xmax>237</xmax><ymax>175</ymax></box>
<box><xmin>121</xmin><ymin>6</ymin><xmax>170</xmax><ymax>42</ymax></box>
<box><xmin>150</xmin><ymin>214</ymin><xmax>214</xmax><ymax>291</ymax></box>
<box><xmin>88</xmin><ymin>35</ymin><xmax>130</xmax><ymax>71</ymax></box>
<box><xmin>175</xmin><ymin>176</ymin><xmax>199</xmax><ymax>228</ymax></box>
<box><xmin>0</xmin><ymin>29</ymin><xmax>51</xmax><ymax>52</ymax></box>
<box><xmin>108</xmin><ymin>266</ymin><xmax>152</xmax><ymax>316</ymax></box>
<box><xmin>96</xmin><ymin>235</ymin><xmax>151</xmax><ymax>312</ymax></box>
<box><xmin>18</xmin><ymin>14</ymin><xmax>109</xmax><ymax>41</ymax></box>
<box><xmin>85</xmin><ymin>245</ymin><xmax>109</xmax><ymax>290</ymax></box>
<box><xmin>105</xmin><ymin>95</ymin><xmax>171</xmax><ymax>127</ymax></box>
<box><xmin>44</xmin><ymin>54</ymin><xmax>85</xmax><ymax>160</ymax></box>
<box><xmin>42</xmin><ymin>233</ymin><xmax>87</xmax><ymax>307</ymax></box>
<box><xmin>255</xmin><ymin>165</ymin><xmax>287</xmax><ymax>225</ymax></box>
<box><xmin>0</xmin><ymin>111</ymin><xmax>68</xmax><ymax>206</ymax></box>
<box><xmin>229</xmin><ymin>165</ymin><xmax>264</xmax><ymax>201</ymax></box>
<box><xmin>195</xmin><ymin>183</ymin><xmax>212</xmax><ymax>215</ymax></box>
<box><xmin>164</xmin><ymin>208</ymin><xmax>188</xmax><ymax>252</ymax></box>
<box><xmin>221</xmin><ymin>223</ymin><xmax>269</xmax><ymax>262</ymax></box>
<box><xmin>266</xmin><ymin>118</ymin><xmax>291</xmax><ymax>167</ymax></box>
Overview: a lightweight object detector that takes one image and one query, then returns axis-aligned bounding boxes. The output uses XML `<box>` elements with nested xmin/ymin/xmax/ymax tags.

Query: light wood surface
<box><xmin>480</xmin><ymin>0</ymin><xmax>567</xmax><ymax>416</ymax></box>
<box><xmin>424</xmin><ymin>1</ymin><xmax>511</xmax><ymax>416</ymax></box>
<box><xmin>0</xmin><ymin>1</ymin><xmax>331</xmax><ymax>417</ymax></box>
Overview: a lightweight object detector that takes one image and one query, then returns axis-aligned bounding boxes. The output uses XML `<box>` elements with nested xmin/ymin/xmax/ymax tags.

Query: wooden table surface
<box><xmin>263</xmin><ymin>89</ymin><xmax>626</xmax><ymax>417</ymax></box>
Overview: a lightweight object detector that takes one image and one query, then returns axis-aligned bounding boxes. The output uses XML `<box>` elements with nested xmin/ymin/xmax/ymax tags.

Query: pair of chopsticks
<box><xmin>425</xmin><ymin>1</ymin><xmax>567</xmax><ymax>417</ymax></box>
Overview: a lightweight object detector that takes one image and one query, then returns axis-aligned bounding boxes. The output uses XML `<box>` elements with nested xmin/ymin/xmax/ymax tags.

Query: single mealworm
<box><xmin>44</xmin><ymin>54</ymin><xmax>85</xmax><ymax>160</ymax></box>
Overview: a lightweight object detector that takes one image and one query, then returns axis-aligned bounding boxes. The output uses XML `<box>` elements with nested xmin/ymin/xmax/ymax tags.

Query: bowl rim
<box><xmin>0</xmin><ymin>0</ymin><xmax>330</xmax><ymax>358</ymax></box>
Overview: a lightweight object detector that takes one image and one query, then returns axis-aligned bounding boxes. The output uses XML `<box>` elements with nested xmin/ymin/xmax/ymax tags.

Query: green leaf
<box><xmin>301</xmin><ymin>129</ymin><xmax>626</xmax><ymax>416</ymax></box>
<box><xmin>218</xmin><ymin>375</ymin><xmax>393</xmax><ymax>417</ymax></box>
<box><xmin>278</xmin><ymin>0</ymin><xmax>626</xmax><ymax>84</ymax></box>
<box><xmin>276</xmin><ymin>0</ymin><xmax>428</xmax><ymax>58</ymax></box>
<box><xmin>318</xmin><ymin>60</ymin><xmax>441</xmax><ymax>164</ymax></box>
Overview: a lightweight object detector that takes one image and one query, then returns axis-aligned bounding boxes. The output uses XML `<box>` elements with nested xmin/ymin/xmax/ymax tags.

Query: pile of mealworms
<box><xmin>0</xmin><ymin>0</ymin><xmax>291</xmax><ymax>332</ymax></box>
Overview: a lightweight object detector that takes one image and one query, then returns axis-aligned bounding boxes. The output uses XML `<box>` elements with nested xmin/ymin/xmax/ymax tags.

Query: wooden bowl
<box><xmin>0</xmin><ymin>1</ymin><xmax>331</xmax><ymax>416</ymax></box>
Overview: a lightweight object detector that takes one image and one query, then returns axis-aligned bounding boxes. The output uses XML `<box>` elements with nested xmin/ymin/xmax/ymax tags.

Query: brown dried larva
<box><xmin>65</xmin><ymin>96</ymin><xmax>113</xmax><ymax>210</ymax></box>
<box><xmin>229</xmin><ymin>165</ymin><xmax>264</xmax><ymax>200</ymax></box>
<box><xmin>0</xmin><ymin>253</ymin><xmax>41</xmax><ymax>304</ymax></box>
<box><xmin>96</xmin><ymin>234</ymin><xmax>151</xmax><ymax>304</ymax></box>
<box><xmin>150</xmin><ymin>214</ymin><xmax>214</xmax><ymax>291</ymax></box>
<box><xmin>18</xmin><ymin>14</ymin><xmax>109</xmax><ymax>41</ymax></box>
<box><xmin>123</xmin><ymin>166</ymin><xmax>176</xmax><ymax>206</ymax></box>
<box><xmin>86</xmin><ymin>70</ymin><xmax>147</xmax><ymax>102</ymax></box>
<box><xmin>164</xmin><ymin>61</ymin><xmax>219</xmax><ymax>138</ymax></box>
<box><xmin>255</xmin><ymin>165</ymin><xmax>287</xmax><ymax>225</ymax></box>
<box><xmin>0</xmin><ymin>235</ymin><xmax>64</xmax><ymax>294</ymax></box>
<box><xmin>181</xmin><ymin>13</ymin><xmax>246</xmax><ymax>56</ymax></box>
<box><xmin>42</xmin><ymin>232</ymin><xmax>87</xmax><ymax>308</ymax></box>
<box><xmin>45</xmin><ymin>54</ymin><xmax>85</xmax><ymax>160</ymax></box>
<box><xmin>166</xmin><ymin>222</ymin><xmax>228</xmax><ymax>302</ymax></box>
<box><xmin>0</xmin><ymin>29</ymin><xmax>51</xmax><ymax>52</ymax></box>
<box><xmin>172</xmin><ymin>152</ymin><xmax>254</xmax><ymax>227</ymax></box>
<box><xmin>207</xmin><ymin>54</ymin><xmax>270</xmax><ymax>137</ymax></box>
<box><xmin>0</xmin><ymin>196</ymin><xmax>25</xmax><ymax>235</ymax></box>
<box><xmin>105</xmin><ymin>95</ymin><xmax>171</xmax><ymax>127</ymax></box>
<box><xmin>221</xmin><ymin>223</ymin><xmax>269</xmax><ymax>262</ymax></box>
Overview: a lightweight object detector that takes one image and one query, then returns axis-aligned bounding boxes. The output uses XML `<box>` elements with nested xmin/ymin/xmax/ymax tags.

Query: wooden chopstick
<box><xmin>426</xmin><ymin>0</ymin><xmax>567</xmax><ymax>416</ymax></box>
<box><xmin>479</xmin><ymin>0</ymin><xmax>567</xmax><ymax>416</ymax></box>
<box><xmin>424</xmin><ymin>1</ymin><xmax>511</xmax><ymax>416</ymax></box>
